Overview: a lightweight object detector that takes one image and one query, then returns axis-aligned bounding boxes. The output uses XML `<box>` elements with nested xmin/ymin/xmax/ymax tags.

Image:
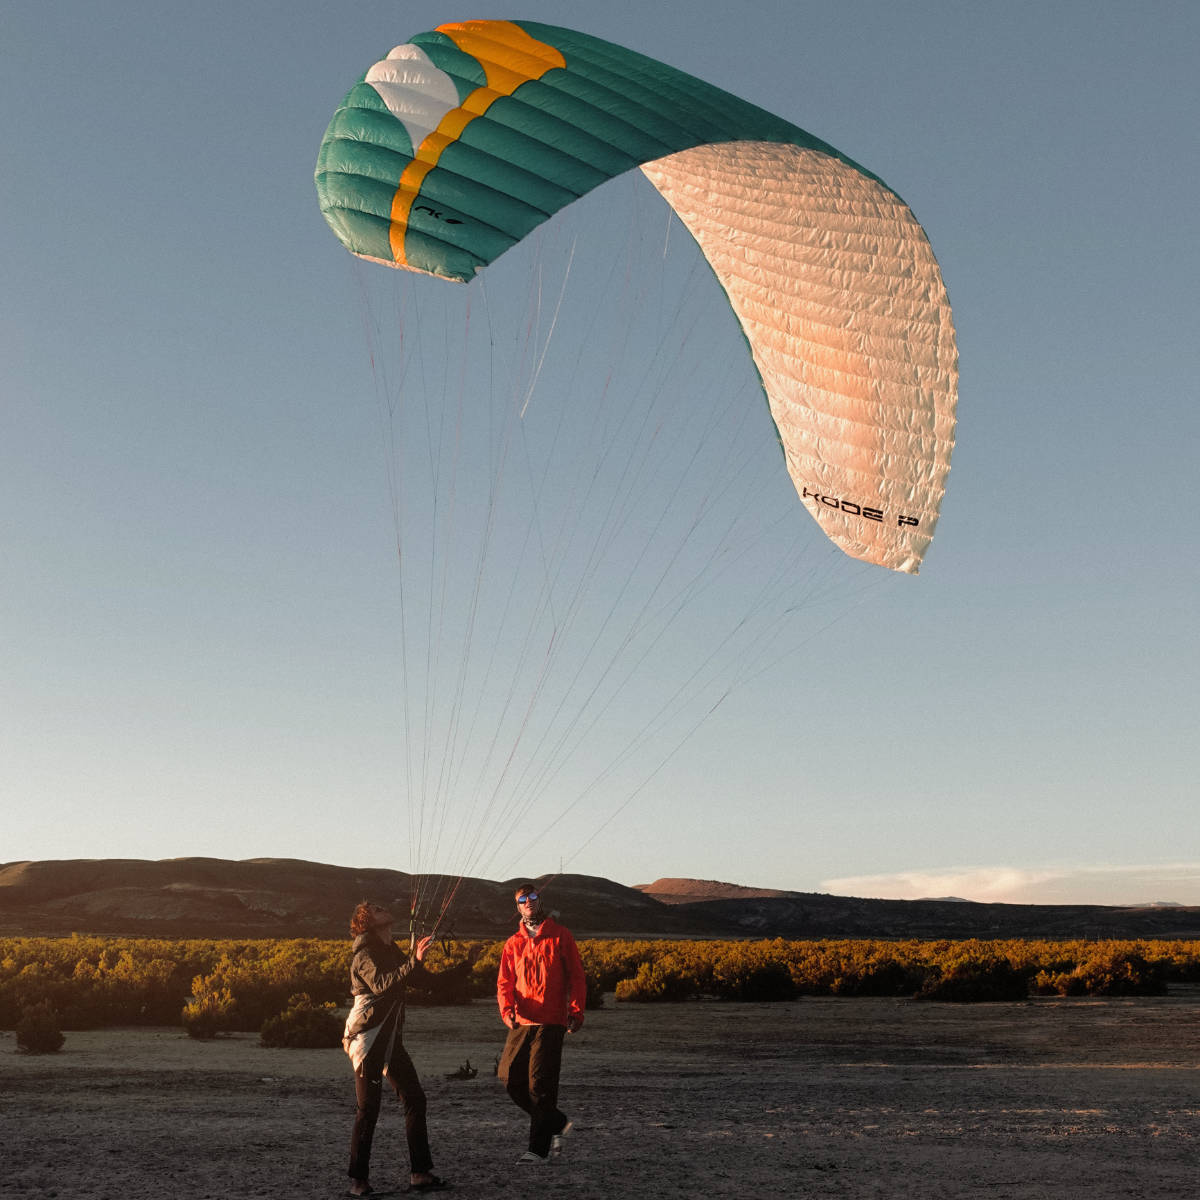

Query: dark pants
<box><xmin>349</xmin><ymin>1035</ymin><xmax>433</xmax><ymax>1181</ymax></box>
<box><xmin>498</xmin><ymin>1023</ymin><xmax>569</xmax><ymax>1158</ymax></box>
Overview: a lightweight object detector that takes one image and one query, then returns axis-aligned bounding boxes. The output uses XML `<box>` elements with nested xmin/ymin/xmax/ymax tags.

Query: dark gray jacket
<box><xmin>342</xmin><ymin>931</ymin><xmax>427</xmax><ymax>1068</ymax></box>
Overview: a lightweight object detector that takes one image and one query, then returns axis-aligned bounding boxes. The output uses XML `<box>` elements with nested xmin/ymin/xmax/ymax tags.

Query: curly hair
<box><xmin>349</xmin><ymin>900</ymin><xmax>380</xmax><ymax>937</ymax></box>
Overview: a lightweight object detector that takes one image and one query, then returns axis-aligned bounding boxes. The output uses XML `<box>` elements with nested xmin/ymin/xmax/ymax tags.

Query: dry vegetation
<box><xmin>3</xmin><ymin>936</ymin><xmax>1198</xmax><ymax>1042</ymax></box>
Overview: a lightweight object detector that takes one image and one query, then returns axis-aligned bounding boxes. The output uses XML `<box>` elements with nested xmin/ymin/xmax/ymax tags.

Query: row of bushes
<box><xmin>0</xmin><ymin>935</ymin><xmax>486</xmax><ymax>1035</ymax></box>
<box><xmin>4</xmin><ymin>936</ymin><xmax>1195</xmax><ymax>1046</ymax></box>
<box><xmin>11</xmin><ymin>991</ymin><xmax>344</xmax><ymax>1053</ymax></box>
<box><xmin>578</xmin><ymin>938</ymin><xmax>1186</xmax><ymax>1003</ymax></box>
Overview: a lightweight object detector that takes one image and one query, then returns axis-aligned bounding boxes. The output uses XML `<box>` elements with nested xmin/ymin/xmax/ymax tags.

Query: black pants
<box><xmin>498</xmin><ymin>1023</ymin><xmax>569</xmax><ymax>1158</ymax></box>
<box><xmin>349</xmin><ymin>1035</ymin><xmax>433</xmax><ymax>1181</ymax></box>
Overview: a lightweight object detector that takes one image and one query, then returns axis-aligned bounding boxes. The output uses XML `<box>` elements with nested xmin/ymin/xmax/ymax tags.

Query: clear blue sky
<box><xmin>3</xmin><ymin>1</ymin><xmax>1197</xmax><ymax>906</ymax></box>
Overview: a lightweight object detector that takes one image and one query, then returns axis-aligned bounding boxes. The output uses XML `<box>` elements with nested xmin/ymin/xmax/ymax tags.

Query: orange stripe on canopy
<box><xmin>388</xmin><ymin>21</ymin><xmax>567</xmax><ymax>265</ymax></box>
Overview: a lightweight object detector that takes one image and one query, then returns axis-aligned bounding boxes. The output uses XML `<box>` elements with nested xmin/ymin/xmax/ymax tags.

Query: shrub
<box><xmin>16</xmin><ymin>1002</ymin><xmax>65</xmax><ymax>1053</ymax></box>
<box><xmin>579</xmin><ymin>940</ymin><xmax>656</xmax><ymax>993</ymax></box>
<box><xmin>915</xmin><ymin>956</ymin><xmax>1028</xmax><ymax>1003</ymax></box>
<box><xmin>465</xmin><ymin>942</ymin><xmax>504</xmax><ymax>999</ymax></box>
<box><xmin>1033</xmin><ymin>950</ymin><xmax>1168</xmax><ymax>997</ymax></box>
<box><xmin>711</xmin><ymin>954</ymin><xmax>797</xmax><ymax>1002</ymax></box>
<box><xmin>1031</xmin><ymin>968</ymin><xmax>1077</xmax><ymax>996</ymax></box>
<box><xmin>614</xmin><ymin>958</ymin><xmax>693</xmax><ymax>1002</ymax></box>
<box><xmin>260</xmin><ymin>993</ymin><xmax>343</xmax><ymax>1049</ymax></box>
<box><xmin>1076</xmin><ymin>951</ymin><xmax>1167</xmax><ymax>996</ymax></box>
<box><xmin>179</xmin><ymin>946</ymin><xmax>344</xmax><ymax>1032</ymax></box>
<box><xmin>182</xmin><ymin>979</ymin><xmax>237</xmax><ymax>1039</ymax></box>
<box><xmin>583</xmin><ymin>969</ymin><xmax>606</xmax><ymax>1010</ymax></box>
<box><xmin>407</xmin><ymin>952</ymin><xmax>480</xmax><ymax>1007</ymax></box>
<box><xmin>830</xmin><ymin>959</ymin><xmax>920</xmax><ymax>997</ymax></box>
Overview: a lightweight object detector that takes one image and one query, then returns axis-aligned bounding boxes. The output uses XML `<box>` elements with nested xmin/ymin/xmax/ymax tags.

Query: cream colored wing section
<box><xmin>642</xmin><ymin>143</ymin><xmax>957</xmax><ymax>574</ymax></box>
<box><xmin>364</xmin><ymin>45</ymin><xmax>461</xmax><ymax>150</ymax></box>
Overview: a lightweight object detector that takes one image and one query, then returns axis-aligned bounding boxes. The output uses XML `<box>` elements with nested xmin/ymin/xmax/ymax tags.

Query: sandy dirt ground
<box><xmin>2</xmin><ymin>990</ymin><xmax>1198</xmax><ymax>1199</ymax></box>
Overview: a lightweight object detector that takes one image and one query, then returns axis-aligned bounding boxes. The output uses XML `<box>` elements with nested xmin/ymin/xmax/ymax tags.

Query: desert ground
<box><xmin>2</xmin><ymin>991</ymin><xmax>1198</xmax><ymax>1199</ymax></box>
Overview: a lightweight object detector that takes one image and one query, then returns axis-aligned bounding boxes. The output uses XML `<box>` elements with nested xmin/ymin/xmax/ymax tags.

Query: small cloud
<box><xmin>820</xmin><ymin>863</ymin><xmax>1200</xmax><ymax>907</ymax></box>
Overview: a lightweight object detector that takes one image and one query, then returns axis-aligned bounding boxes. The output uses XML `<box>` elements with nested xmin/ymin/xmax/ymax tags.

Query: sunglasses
<box><xmin>516</xmin><ymin>892</ymin><xmax>539</xmax><ymax>905</ymax></box>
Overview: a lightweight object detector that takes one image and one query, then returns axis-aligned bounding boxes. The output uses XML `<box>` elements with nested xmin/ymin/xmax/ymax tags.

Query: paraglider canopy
<box><xmin>316</xmin><ymin>18</ymin><xmax>957</xmax><ymax>573</ymax></box>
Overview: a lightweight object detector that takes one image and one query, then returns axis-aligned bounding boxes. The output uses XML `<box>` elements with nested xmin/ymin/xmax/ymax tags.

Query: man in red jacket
<box><xmin>496</xmin><ymin>881</ymin><xmax>587</xmax><ymax>1163</ymax></box>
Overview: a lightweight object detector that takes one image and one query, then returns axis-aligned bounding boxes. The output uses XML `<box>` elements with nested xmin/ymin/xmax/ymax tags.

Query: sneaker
<box><xmin>517</xmin><ymin>1151</ymin><xmax>549</xmax><ymax>1165</ymax></box>
<box><xmin>550</xmin><ymin>1120</ymin><xmax>574</xmax><ymax>1157</ymax></box>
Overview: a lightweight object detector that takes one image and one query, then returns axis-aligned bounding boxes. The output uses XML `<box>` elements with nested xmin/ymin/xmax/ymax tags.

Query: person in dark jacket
<box><xmin>342</xmin><ymin>901</ymin><xmax>448</xmax><ymax>1195</ymax></box>
<box><xmin>496</xmin><ymin>881</ymin><xmax>587</xmax><ymax>1163</ymax></box>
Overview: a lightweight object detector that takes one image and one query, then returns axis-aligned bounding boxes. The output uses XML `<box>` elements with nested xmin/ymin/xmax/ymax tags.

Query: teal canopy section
<box><xmin>315</xmin><ymin>20</ymin><xmax>880</xmax><ymax>280</ymax></box>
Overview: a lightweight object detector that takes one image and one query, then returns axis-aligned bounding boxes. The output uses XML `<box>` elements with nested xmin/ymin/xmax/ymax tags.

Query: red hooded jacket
<box><xmin>496</xmin><ymin>915</ymin><xmax>587</xmax><ymax>1028</ymax></box>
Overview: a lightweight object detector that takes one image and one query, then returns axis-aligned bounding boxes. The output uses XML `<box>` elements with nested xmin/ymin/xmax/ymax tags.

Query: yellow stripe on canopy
<box><xmin>388</xmin><ymin>21</ymin><xmax>567</xmax><ymax>265</ymax></box>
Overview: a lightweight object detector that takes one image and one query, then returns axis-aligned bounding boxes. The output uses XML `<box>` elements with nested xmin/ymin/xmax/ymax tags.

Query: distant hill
<box><xmin>0</xmin><ymin>858</ymin><xmax>717</xmax><ymax>940</ymax></box>
<box><xmin>2</xmin><ymin>859</ymin><xmax>1199</xmax><ymax>940</ymax></box>
<box><xmin>636</xmin><ymin>877</ymin><xmax>802</xmax><ymax>905</ymax></box>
